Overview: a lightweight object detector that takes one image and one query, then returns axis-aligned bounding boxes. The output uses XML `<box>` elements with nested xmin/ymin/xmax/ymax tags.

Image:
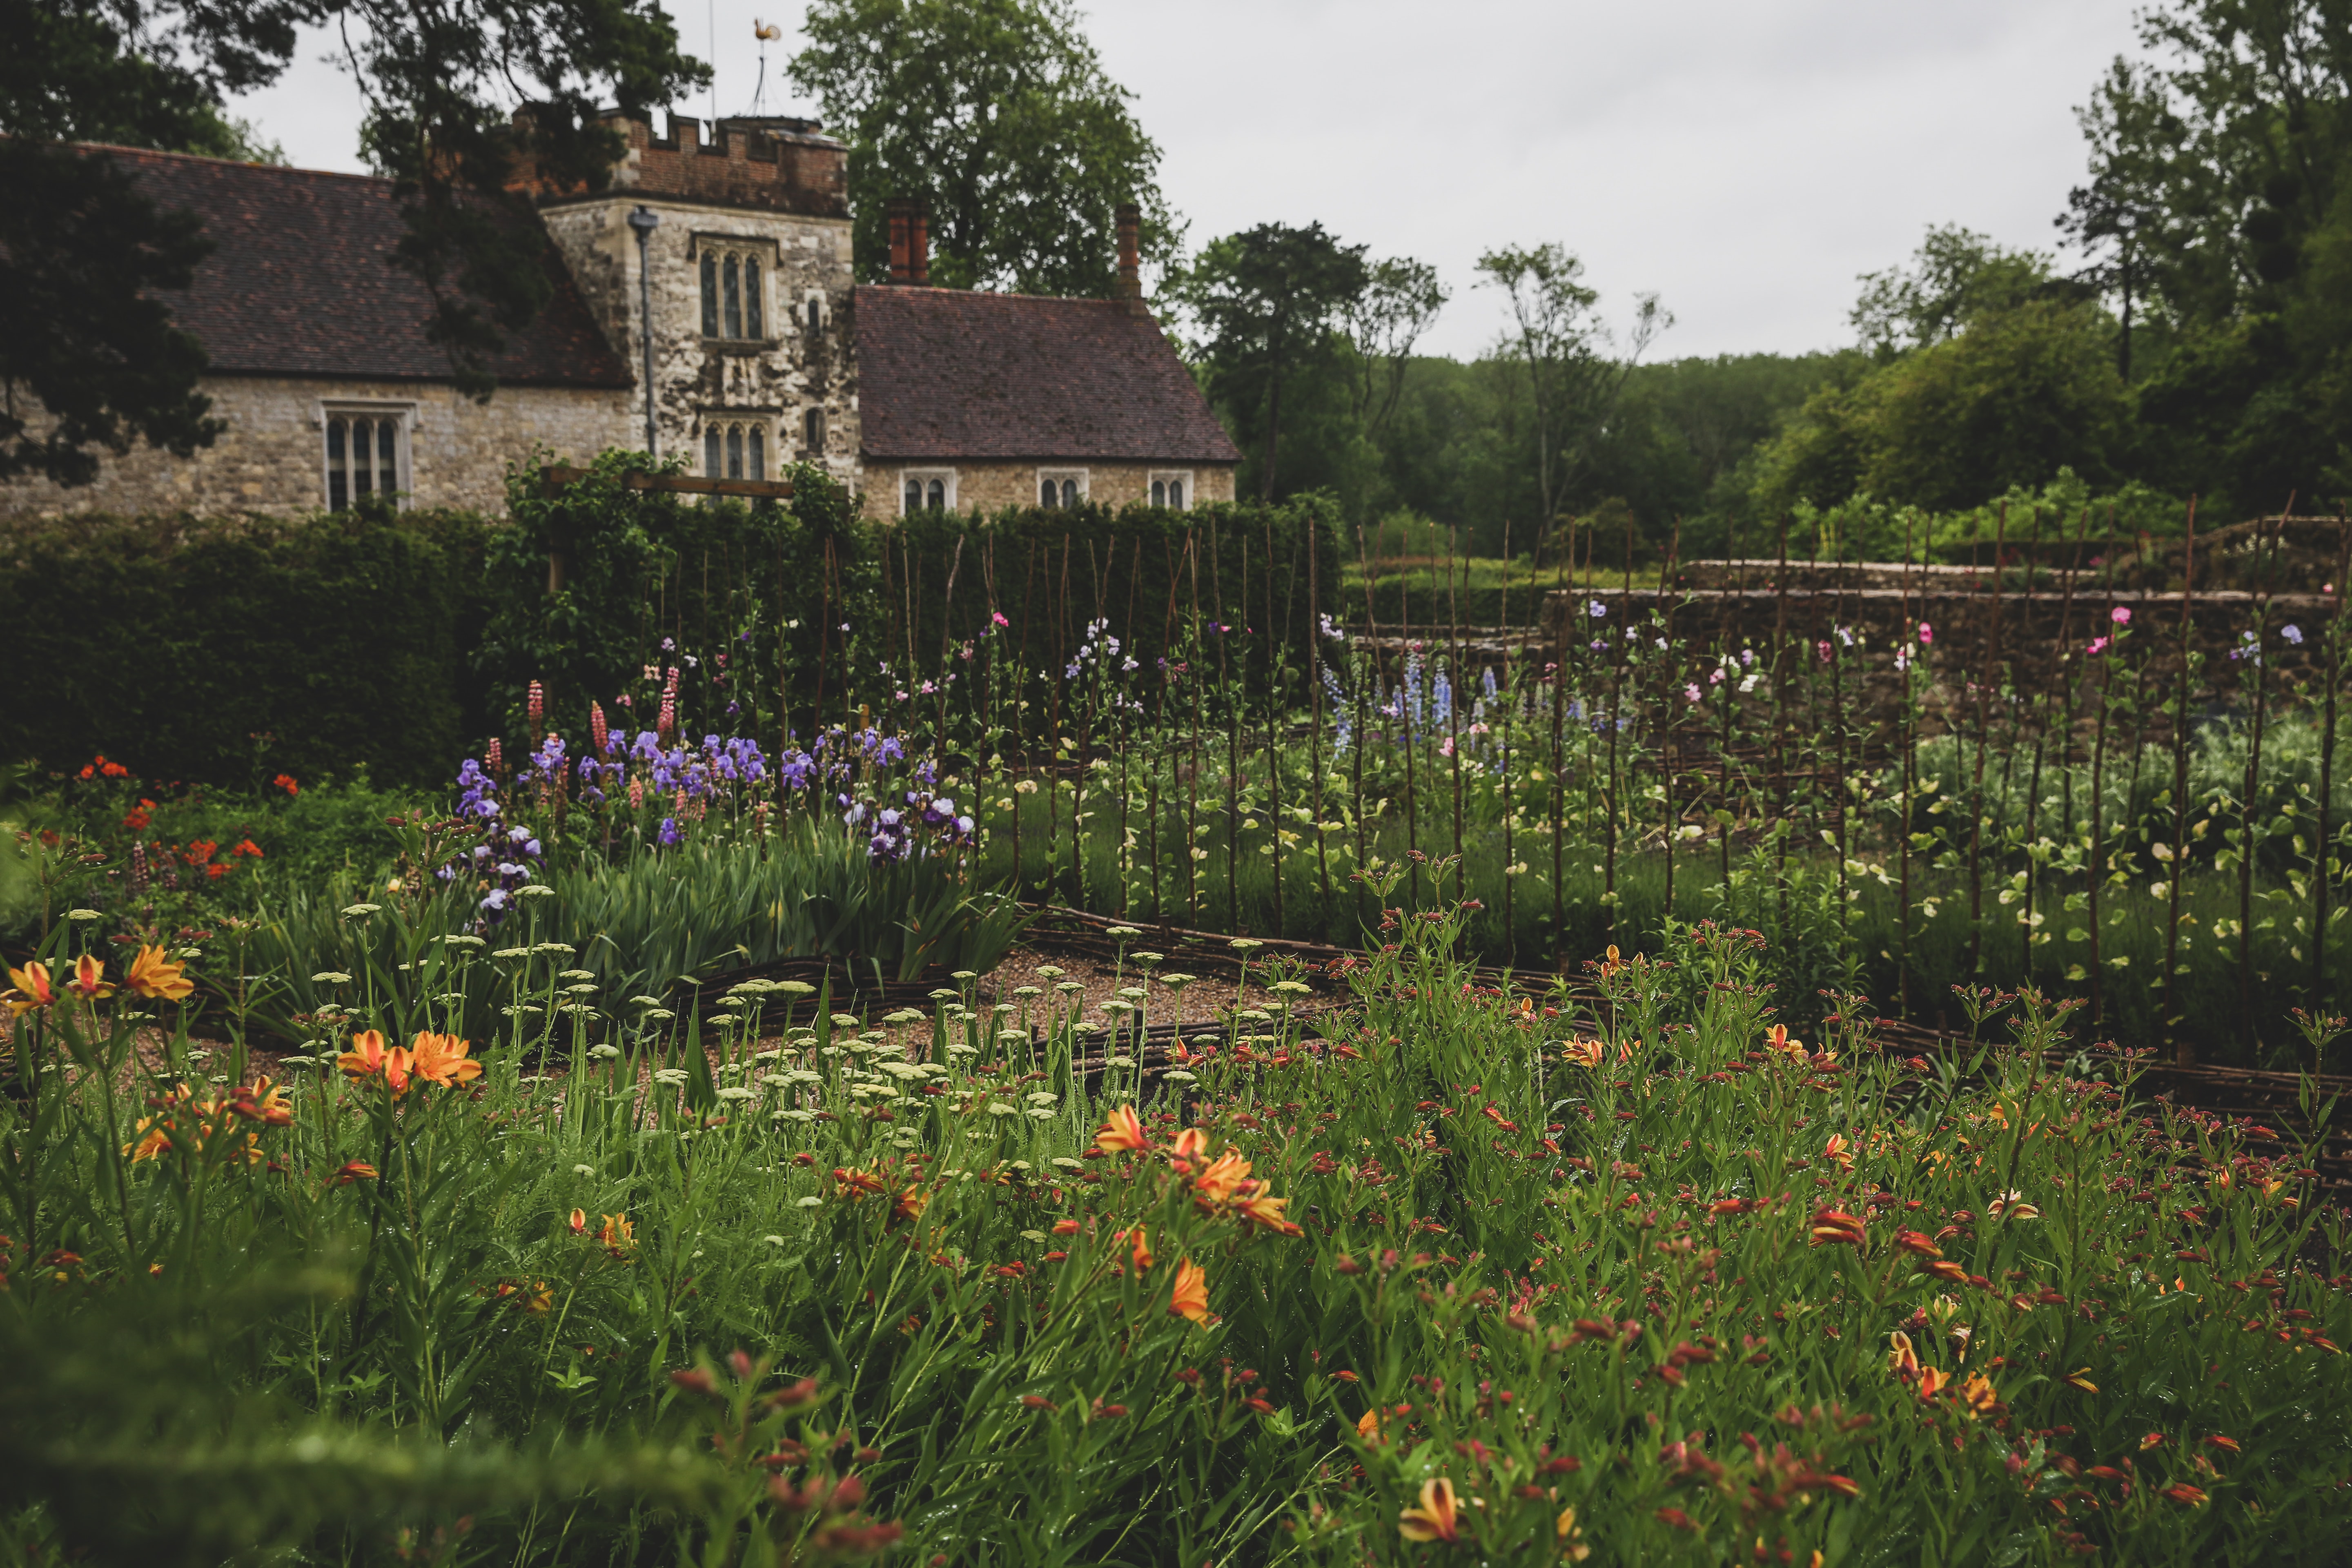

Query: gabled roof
<box><xmin>90</xmin><ymin>144</ymin><xmax>631</xmax><ymax>388</ymax></box>
<box><xmin>853</xmin><ymin>286</ymin><xmax>1240</xmax><ymax>464</ymax></box>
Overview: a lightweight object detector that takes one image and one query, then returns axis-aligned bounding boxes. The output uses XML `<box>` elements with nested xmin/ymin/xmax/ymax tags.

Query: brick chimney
<box><xmin>909</xmin><ymin>204</ymin><xmax>929</xmax><ymax>286</ymax></box>
<box><xmin>1116</xmin><ymin>202</ymin><xmax>1144</xmax><ymax>316</ymax></box>
<box><xmin>887</xmin><ymin>197</ymin><xmax>913</xmax><ymax>285</ymax></box>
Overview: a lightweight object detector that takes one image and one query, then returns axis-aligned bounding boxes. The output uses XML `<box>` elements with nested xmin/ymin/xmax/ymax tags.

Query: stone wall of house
<box><xmin>862</xmin><ymin>459</ymin><xmax>1238</xmax><ymax>519</ymax></box>
<box><xmin>535</xmin><ymin>114</ymin><xmax>862</xmax><ymax>495</ymax></box>
<box><xmin>0</xmin><ymin>376</ymin><xmax>631</xmax><ymax>519</ymax></box>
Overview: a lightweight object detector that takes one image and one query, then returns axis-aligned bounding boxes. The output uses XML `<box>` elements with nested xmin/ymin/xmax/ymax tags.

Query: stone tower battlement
<box><xmin>516</xmin><ymin>111</ymin><xmax>848</xmax><ymax>218</ymax></box>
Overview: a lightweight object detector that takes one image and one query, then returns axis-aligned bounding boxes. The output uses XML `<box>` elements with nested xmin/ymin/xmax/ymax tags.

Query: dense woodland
<box><xmin>1174</xmin><ymin>0</ymin><xmax>2352</xmax><ymax>564</ymax></box>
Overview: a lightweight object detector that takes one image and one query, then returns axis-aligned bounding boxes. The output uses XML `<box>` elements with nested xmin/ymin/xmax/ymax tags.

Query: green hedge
<box><xmin>0</xmin><ymin>505</ymin><xmax>491</xmax><ymax>788</ymax></box>
<box><xmin>890</xmin><ymin>497</ymin><xmax>1344</xmax><ymax>692</ymax></box>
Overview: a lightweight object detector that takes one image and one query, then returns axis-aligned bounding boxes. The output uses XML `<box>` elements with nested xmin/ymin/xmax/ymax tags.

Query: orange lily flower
<box><xmin>1095</xmin><ymin>1104</ymin><xmax>1149</xmax><ymax>1152</ymax></box>
<box><xmin>595</xmin><ymin>1213</ymin><xmax>636</xmax><ymax>1257</ymax></box>
<box><xmin>3</xmin><ymin>960</ymin><xmax>55</xmax><ymax>1016</ymax></box>
<box><xmin>1958</xmin><ymin>1371</ymin><xmax>1998</xmax><ymax>1419</ymax></box>
<box><xmin>125</xmin><ymin>1116</ymin><xmax>173</xmax><ymax>1162</ymax></box>
<box><xmin>1823</xmin><ymin>1133</ymin><xmax>1855</xmax><ymax>1173</ymax></box>
<box><xmin>1893</xmin><ymin>1228</ymin><xmax>1942</xmax><ymax>1257</ymax></box>
<box><xmin>2203</xmin><ymin>1434</ymin><xmax>2240</xmax><ymax>1453</ymax></box>
<box><xmin>1561</xmin><ymin>1037</ymin><xmax>1604</xmax><ymax>1071</ymax></box>
<box><xmin>569</xmin><ymin>1208</ymin><xmax>588</xmax><ymax>1234</ymax></box>
<box><xmin>64</xmin><ymin>953</ymin><xmax>115</xmax><ymax>1001</ymax></box>
<box><xmin>1916</xmin><ymin>1365</ymin><xmax>1953</xmax><ymax>1401</ymax></box>
<box><xmin>332</xmin><ymin>1160</ymin><xmax>379</xmax><ymax>1184</ymax></box>
<box><xmin>1240</xmin><ymin>1188</ymin><xmax>1304</xmax><ymax>1236</ymax></box>
<box><xmin>1556</xmin><ymin>1505</ymin><xmax>1591</xmax><ymax>1561</ymax></box>
<box><xmin>1398</xmin><ymin>1477</ymin><xmax>1463</xmax><ymax>1544</ymax></box>
<box><xmin>1886</xmin><ymin>1331</ymin><xmax>1921</xmax><ymax>1381</ymax></box>
<box><xmin>337</xmin><ymin>1029</ymin><xmax>413</xmax><ymax>1094</ymax></box>
<box><xmin>890</xmin><ymin>1186</ymin><xmax>928</xmax><ymax>1226</ymax></box>
<box><xmin>2063</xmin><ymin>1368</ymin><xmax>2098</xmax><ymax>1394</ymax></box>
<box><xmin>124</xmin><ymin>944</ymin><xmax>194</xmax><ymax>1002</ymax></box>
<box><xmin>1356</xmin><ymin>1406</ymin><xmax>1385</xmax><ymax>1444</ymax></box>
<box><xmin>1765</xmin><ymin>1022</ymin><xmax>1802</xmax><ymax>1055</ymax></box>
<box><xmin>1168</xmin><ymin>1258</ymin><xmax>1209</xmax><ymax>1323</ymax></box>
<box><xmin>407</xmin><ymin>1030</ymin><xmax>482</xmax><ymax>1087</ymax></box>
<box><xmin>1194</xmin><ymin>1150</ymin><xmax>1254</xmax><ymax>1204</ymax></box>
<box><xmin>232</xmin><ymin>1078</ymin><xmax>293</xmax><ymax>1127</ymax></box>
<box><xmin>1807</xmin><ymin>1207</ymin><xmax>1866</xmax><ymax>1248</ymax></box>
<box><xmin>1167</xmin><ymin>1127</ymin><xmax>1209</xmax><ymax>1169</ymax></box>
<box><xmin>2161</xmin><ymin>1483</ymin><xmax>2209</xmax><ymax>1507</ymax></box>
<box><xmin>1123</xmin><ymin>1225</ymin><xmax>1154</xmax><ymax>1271</ymax></box>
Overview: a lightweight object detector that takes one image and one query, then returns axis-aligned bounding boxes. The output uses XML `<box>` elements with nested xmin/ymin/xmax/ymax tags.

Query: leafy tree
<box><xmin>788</xmin><ymin>0</ymin><xmax>1174</xmax><ymax>295</ymax></box>
<box><xmin>4</xmin><ymin>0</ymin><xmax>704</xmax><ymax>484</ymax></box>
<box><xmin>1173</xmin><ymin>222</ymin><xmax>1371</xmax><ymax>501</ymax></box>
<box><xmin>1850</xmin><ymin>225</ymin><xmax>2057</xmax><ymax>357</ymax></box>
<box><xmin>1343</xmin><ymin>256</ymin><xmax>1447</xmax><ymax>437</ymax></box>
<box><xmin>1475</xmin><ymin>241</ymin><xmax>1667</xmax><ymax>533</ymax></box>
<box><xmin>1754</xmin><ymin>299</ymin><xmax>2131</xmax><ymax>514</ymax></box>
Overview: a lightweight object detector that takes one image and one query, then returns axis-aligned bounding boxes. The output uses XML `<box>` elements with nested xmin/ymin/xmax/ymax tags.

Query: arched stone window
<box><xmin>321</xmin><ymin>405</ymin><xmax>410</xmax><ymax>510</ymax></box>
<box><xmin>698</xmin><ymin>242</ymin><xmax>772</xmax><ymax>341</ymax></box>
<box><xmin>703</xmin><ymin>420</ymin><xmax>771</xmax><ymax>481</ymax></box>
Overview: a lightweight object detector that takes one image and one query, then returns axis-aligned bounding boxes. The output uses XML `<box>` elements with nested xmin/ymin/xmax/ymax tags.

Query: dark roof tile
<box><xmin>853</xmin><ymin>286</ymin><xmax>1238</xmax><ymax>463</ymax></box>
<box><xmin>93</xmin><ymin>145</ymin><xmax>631</xmax><ymax>388</ymax></box>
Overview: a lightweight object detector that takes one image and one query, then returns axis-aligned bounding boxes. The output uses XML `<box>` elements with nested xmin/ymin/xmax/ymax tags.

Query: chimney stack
<box><xmin>909</xmin><ymin>204</ymin><xmax>929</xmax><ymax>286</ymax></box>
<box><xmin>886</xmin><ymin>198</ymin><xmax>913</xmax><ymax>285</ymax></box>
<box><xmin>1115</xmin><ymin>202</ymin><xmax>1144</xmax><ymax>315</ymax></box>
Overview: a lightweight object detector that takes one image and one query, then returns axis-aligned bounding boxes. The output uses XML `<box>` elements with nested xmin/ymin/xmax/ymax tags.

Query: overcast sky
<box><xmin>229</xmin><ymin>0</ymin><xmax>2147</xmax><ymax>362</ymax></box>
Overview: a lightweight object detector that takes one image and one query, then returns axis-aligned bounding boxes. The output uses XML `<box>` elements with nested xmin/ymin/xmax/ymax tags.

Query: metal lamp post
<box><xmin>627</xmin><ymin>205</ymin><xmax>660</xmax><ymax>455</ymax></box>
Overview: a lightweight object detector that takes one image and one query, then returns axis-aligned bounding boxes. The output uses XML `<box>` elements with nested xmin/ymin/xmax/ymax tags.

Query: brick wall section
<box><xmin>863</xmin><ymin>460</ymin><xmax>1238</xmax><ymax>519</ymax></box>
<box><xmin>596</xmin><ymin>115</ymin><xmax>847</xmax><ymax>218</ymax></box>
<box><xmin>0</xmin><ymin>376</ymin><xmax>630</xmax><ymax>518</ymax></box>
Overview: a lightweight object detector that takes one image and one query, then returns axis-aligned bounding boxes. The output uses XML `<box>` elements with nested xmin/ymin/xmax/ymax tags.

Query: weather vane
<box><xmin>750</xmin><ymin>18</ymin><xmax>782</xmax><ymax>117</ymax></box>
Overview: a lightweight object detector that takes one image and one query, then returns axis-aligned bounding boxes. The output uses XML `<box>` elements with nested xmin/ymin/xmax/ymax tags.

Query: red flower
<box><xmin>234</xmin><ymin>839</ymin><xmax>264</xmax><ymax>858</ymax></box>
<box><xmin>273</xmin><ymin>774</ymin><xmax>299</xmax><ymax>796</ymax></box>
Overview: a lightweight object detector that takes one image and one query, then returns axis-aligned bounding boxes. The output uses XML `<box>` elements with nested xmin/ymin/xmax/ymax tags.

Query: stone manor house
<box><xmin>0</xmin><ymin>114</ymin><xmax>1238</xmax><ymax>521</ymax></box>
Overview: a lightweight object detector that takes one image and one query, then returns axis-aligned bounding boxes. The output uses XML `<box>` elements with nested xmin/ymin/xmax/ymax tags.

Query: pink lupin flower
<box><xmin>590</xmin><ymin>701</ymin><xmax>609</xmax><ymax>753</ymax></box>
<box><xmin>486</xmin><ymin>737</ymin><xmax>503</xmax><ymax>775</ymax></box>
<box><xmin>527</xmin><ymin>679</ymin><xmax>545</xmax><ymax>727</ymax></box>
<box><xmin>628</xmin><ymin>777</ymin><xmax>645</xmax><ymax>810</ymax></box>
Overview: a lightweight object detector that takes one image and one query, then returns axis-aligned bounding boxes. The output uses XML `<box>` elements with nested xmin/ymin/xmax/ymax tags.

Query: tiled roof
<box><xmin>853</xmin><ymin>286</ymin><xmax>1240</xmax><ymax>463</ymax></box>
<box><xmin>91</xmin><ymin>144</ymin><xmax>631</xmax><ymax>388</ymax></box>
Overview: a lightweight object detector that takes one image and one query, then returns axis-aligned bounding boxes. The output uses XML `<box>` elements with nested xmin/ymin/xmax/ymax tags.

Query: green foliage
<box><xmin>788</xmin><ymin>0</ymin><xmax>1175</xmax><ymax>296</ymax></box>
<box><xmin>887</xmin><ymin>497</ymin><xmax>1344</xmax><ymax>710</ymax></box>
<box><xmin>4</xmin><ymin>908</ymin><xmax>2347</xmax><ymax>1563</ymax></box>
<box><xmin>1172</xmin><ymin>223</ymin><xmax>1375</xmax><ymax>503</ymax></box>
<box><xmin>0</xmin><ymin>141</ymin><xmax>220</xmax><ymax>486</ymax></box>
<box><xmin>1752</xmin><ymin>300</ymin><xmax>2134</xmax><ymax>515</ymax></box>
<box><xmin>481</xmin><ymin>452</ymin><xmax>879</xmax><ymax>740</ymax></box>
<box><xmin>0</xmin><ymin>507</ymin><xmax>492</xmax><ymax>789</ymax></box>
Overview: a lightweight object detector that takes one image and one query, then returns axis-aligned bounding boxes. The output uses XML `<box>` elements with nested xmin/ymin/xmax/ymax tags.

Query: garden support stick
<box><xmin>2164</xmin><ymin>498</ymin><xmax>2199</xmax><ymax>1065</ymax></box>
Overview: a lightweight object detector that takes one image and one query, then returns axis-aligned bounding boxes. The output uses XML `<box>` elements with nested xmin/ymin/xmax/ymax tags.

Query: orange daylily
<box><xmin>1123</xmin><ymin>1225</ymin><xmax>1154</xmax><ymax>1272</ymax></box>
<box><xmin>1239</xmin><ymin>1187</ymin><xmax>1304</xmax><ymax>1237</ymax></box>
<box><xmin>1823</xmin><ymin>1133</ymin><xmax>1855</xmax><ymax>1173</ymax></box>
<box><xmin>125</xmin><ymin>1116</ymin><xmax>174</xmax><ymax>1162</ymax></box>
<box><xmin>568</xmin><ymin>1208</ymin><xmax>588</xmax><ymax>1235</ymax></box>
<box><xmin>1398</xmin><ymin>1476</ymin><xmax>1464</xmax><ymax>1544</ymax></box>
<box><xmin>1094</xmin><ymin>1104</ymin><xmax>1149</xmax><ymax>1152</ymax></box>
<box><xmin>232</xmin><ymin>1078</ymin><xmax>293</xmax><ymax>1127</ymax></box>
<box><xmin>1957</xmin><ymin>1372</ymin><xmax>1999</xmax><ymax>1419</ymax></box>
<box><xmin>2063</xmin><ymin>1368</ymin><xmax>2098</xmax><ymax>1394</ymax></box>
<box><xmin>1807</xmin><ymin>1207</ymin><xmax>1866</xmax><ymax>1248</ymax></box>
<box><xmin>1168</xmin><ymin>1258</ymin><xmax>1209</xmax><ymax>1323</ymax></box>
<box><xmin>1765</xmin><ymin>1022</ymin><xmax>1803</xmax><ymax>1056</ymax></box>
<box><xmin>337</xmin><ymin>1029</ymin><xmax>414</xmax><ymax>1094</ymax></box>
<box><xmin>1167</xmin><ymin>1127</ymin><xmax>1209</xmax><ymax>1168</ymax></box>
<box><xmin>890</xmin><ymin>1186</ymin><xmax>928</xmax><ymax>1226</ymax></box>
<box><xmin>2161</xmin><ymin>1483</ymin><xmax>2208</xmax><ymax>1507</ymax></box>
<box><xmin>407</xmin><ymin>1030</ymin><xmax>482</xmax><ymax>1087</ymax></box>
<box><xmin>595</xmin><ymin>1213</ymin><xmax>636</xmax><ymax>1258</ymax></box>
<box><xmin>64</xmin><ymin>953</ymin><xmax>114</xmax><ymax>1001</ymax></box>
<box><xmin>1886</xmin><ymin>1331</ymin><xmax>1921</xmax><ymax>1381</ymax></box>
<box><xmin>124</xmin><ymin>944</ymin><xmax>194</xmax><ymax>1002</ymax></box>
<box><xmin>1916</xmin><ymin>1366</ymin><xmax>1954</xmax><ymax>1401</ymax></box>
<box><xmin>3</xmin><ymin>961</ymin><xmax>55</xmax><ymax>1017</ymax></box>
<box><xmin>332</xmin><ymin>1160</ymin><xmax>379</xmax><ymax>1184</ymax></box>
<box><xmin>1561</xmin><ymin>1037</ymin><xmax>1604</xmax><ymax>1071</ymax></box>
<box><xmin>1194</xmin><ymin>1150</ymin><xmax>1254</xmax><ymax>1204</ymax></box>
